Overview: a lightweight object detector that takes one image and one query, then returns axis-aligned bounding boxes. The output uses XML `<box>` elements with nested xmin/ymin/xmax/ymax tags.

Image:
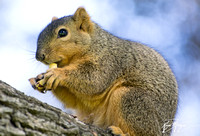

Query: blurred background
<box><xmin>0</xmin><ymin>0</ymin><xmax>199</xmax><ymax>135</ymax></box>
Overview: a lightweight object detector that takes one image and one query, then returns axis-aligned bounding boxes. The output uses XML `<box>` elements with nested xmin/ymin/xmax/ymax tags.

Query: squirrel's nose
<box><xmin>36</xmin><ymin>51</ymin><xmax>45</xmax><ymax>61</ymax></box>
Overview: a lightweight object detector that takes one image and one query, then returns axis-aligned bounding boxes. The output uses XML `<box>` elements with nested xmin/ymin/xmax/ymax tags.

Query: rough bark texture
<box><xmin>0</xmin><ymin>80</ymin><xmax>111</xmax><ymax>136</ymax></box>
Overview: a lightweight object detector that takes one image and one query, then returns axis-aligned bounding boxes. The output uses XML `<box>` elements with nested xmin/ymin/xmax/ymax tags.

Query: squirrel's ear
<box><xmin>52</xmin><ymin>16</ymin><xmax>58</xmax><ymax>22</ymax></box>
<box><xmin>73</xmin><ymin>7</ymin><xmax>94</xmax><ymax>33</ymax></box>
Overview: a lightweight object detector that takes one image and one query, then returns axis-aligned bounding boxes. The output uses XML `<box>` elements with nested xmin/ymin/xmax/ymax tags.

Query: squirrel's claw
<box><xmin>29</xmin><ymin>77</ymin><xmax>37</xmax><ymax>90</ymax></box>
<box><xmin>29</xmin><ymin>75</ymin><xmax>47</xmax><ymax>93</ymax></box>
<box><xmin>107</xmin><ymin>126</ymin><xmax>129</xmax><ymax>136</ymax></box>
<box><xmin>43</xmin><ymin>68</ymin><xmax>62</xmax><ymax>90</ymax></box>
<box><xmin>29</xmin><ymin>63</ymin><xmax>58</xmax><ymax>93</ymax></box>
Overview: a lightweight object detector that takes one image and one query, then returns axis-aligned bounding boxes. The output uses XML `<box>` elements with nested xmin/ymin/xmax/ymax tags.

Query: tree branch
<box><xmin>0</xmin><ymin>80</ymin><xmax>111</xmax><ymax>136</ymax></box>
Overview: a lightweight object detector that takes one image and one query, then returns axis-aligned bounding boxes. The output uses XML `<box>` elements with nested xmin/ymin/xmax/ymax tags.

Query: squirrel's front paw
<box><xmin>43</xmin><ymin>68</ymin><xmax>65</xmax><ymax>90</ymax></box>
<box><xmin>29</xmin><ymin>73</ymin><xmax>46</xmax><ymax>93</ymax></box>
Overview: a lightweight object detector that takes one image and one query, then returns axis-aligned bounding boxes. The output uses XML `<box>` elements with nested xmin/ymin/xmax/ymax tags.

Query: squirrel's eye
<box><xmin>58</xmin><ymin>29</ymin><xmax>68</xmax><ymax>38</ymax></box>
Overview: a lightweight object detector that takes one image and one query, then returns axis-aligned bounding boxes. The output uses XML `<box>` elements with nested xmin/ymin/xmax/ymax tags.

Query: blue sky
<box><xmin>0</xmin><ymin>0</ymin><xmax>200</xmax><ymax>135</ymax></box>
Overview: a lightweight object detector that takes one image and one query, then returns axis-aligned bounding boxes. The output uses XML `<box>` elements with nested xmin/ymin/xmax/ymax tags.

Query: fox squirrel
<box><xmin>29</xmin><ymin>7</ymin><xmax>178</xmax><ymax>136</ymax></box>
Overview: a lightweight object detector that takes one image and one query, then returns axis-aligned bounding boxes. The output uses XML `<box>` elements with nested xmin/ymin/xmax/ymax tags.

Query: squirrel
<box><xmin>29</xmin><ymin>7</ymin><xmax>178</xmax><ymax>136</ymax></box>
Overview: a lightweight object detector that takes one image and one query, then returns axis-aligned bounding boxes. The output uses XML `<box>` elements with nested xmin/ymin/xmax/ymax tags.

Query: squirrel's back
<box><xmin>90</xmin><ymin>26</ymin><xmax>178</xmax><ymax>134</ymax></box>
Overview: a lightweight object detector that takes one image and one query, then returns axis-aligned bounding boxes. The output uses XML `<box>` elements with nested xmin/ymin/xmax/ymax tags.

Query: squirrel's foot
<box><xmin>107</xmin><ymin>126</ymin><xmax>129</xmax><ymax>136</ymax></box>
<box><xmin>42</xmin><ymin>68</ymin><xmax>65</xmax><ymax>90</ymax></box>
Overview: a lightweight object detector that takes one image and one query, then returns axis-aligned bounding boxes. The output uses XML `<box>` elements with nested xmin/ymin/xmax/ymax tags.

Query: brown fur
<box><xmin>30</xmin><ymin>7</ymin><xmax>178</xmax><ymax>136</ymax></box>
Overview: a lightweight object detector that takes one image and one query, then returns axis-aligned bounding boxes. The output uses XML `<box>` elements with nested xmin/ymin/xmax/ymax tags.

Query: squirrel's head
<box><xmin>36</xmin><ymin>7</ymin><xmax>94</xmax><ymax>67</ymax></box>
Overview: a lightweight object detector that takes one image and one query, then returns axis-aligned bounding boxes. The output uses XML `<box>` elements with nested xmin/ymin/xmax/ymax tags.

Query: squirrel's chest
<box><xmin>52</xmin><ymin>86</ymin><xmax>101</xmax><ymax>109</ymax></box>
<box><xmin>52</xmin><ymin>80</ymin><xmax>129</xmax><ymax>129</ymax></box>
<box><xmin>52</xmin><ymin>87</ymin><xmax>79</xmax><ymax>108</ymax></box>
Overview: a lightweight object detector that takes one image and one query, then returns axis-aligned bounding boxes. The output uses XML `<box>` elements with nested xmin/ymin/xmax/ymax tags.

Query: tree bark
<box><xmin>0</xmin><ymin>80</ymin><xmax>111</xmax><ymax>136</ymax></box>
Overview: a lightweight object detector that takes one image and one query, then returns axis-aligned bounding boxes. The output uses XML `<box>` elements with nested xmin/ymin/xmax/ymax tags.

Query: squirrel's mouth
<box><xmin>55</xmin><ymin>60</ymin><xmax>68</xmax><ymax>68</ymax></box>
<box><xmin>42</xmin><ymin>57</ymin><xmax>64</xmax><ymax>68</ymax></box>
<box><xmin>44</xmin><ymin>56</ymin><xmax>73</xmax><ymax>68</ymax></box>
<box><xmin>56</xmin><ymin>61</ymin><xmax>62</xmax><ymax>68</ymax></box>
<box><xmin>42</xmin><ymin>60</ymin><xmax>62</xmax><ymax>68</ymax></box>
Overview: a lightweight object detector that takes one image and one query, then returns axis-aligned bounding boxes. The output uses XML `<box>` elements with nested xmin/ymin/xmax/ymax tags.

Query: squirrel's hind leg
<box><xmin>121</xmin><ymin>87</ymin><xmax>163</xmax><ymax>136</ymax></box>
